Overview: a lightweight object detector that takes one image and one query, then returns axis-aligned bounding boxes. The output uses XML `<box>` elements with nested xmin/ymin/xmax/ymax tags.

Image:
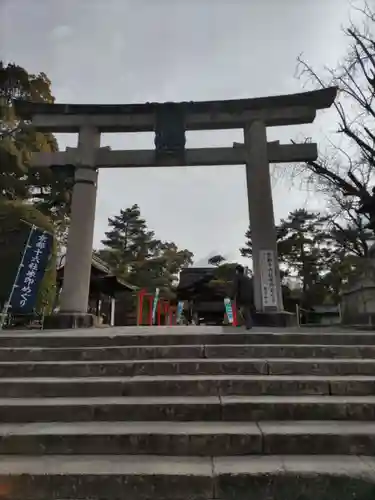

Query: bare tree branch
<box><xmin>289</xmin><ymin>3</ymin><xmax>375</xmax><ymax>242</ymax></box>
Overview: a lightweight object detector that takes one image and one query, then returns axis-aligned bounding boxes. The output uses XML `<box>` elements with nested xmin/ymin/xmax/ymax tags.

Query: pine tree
<box><xmin>240</xmin><ymin>209</ymin><xmax>330</xmax><ymax>308</ymax></box>
<box><xmin>99</xmin><ymin>205</ymin><xmax>156</xmax><ymax>276</ymax></box>
<box><xmin>98</xmin><ymin>205</ymin><xmax>194</xmax><ymax>297</ymax></box>
<box><xmin>277</xmin><ymin>210</ymin><xmax>329</xmax><ymax>302</ymax></box>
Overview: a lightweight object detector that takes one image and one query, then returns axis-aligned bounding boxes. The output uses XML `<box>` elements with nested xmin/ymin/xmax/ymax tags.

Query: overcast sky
<box><xmin>1</xmin><ymin>0</ymin><xmax>359</xmax><ymax>264</ymax></box>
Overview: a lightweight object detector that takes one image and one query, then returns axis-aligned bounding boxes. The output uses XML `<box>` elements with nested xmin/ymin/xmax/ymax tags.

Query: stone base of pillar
<box><xmin>43</xmin><ymin>313</ymin><xmax>95</xmax><ymax>330</ymax></box>
<box><xmin>253</xmin><ymin>311</ymin><xmax>297</xmax><ymax>328</ymax></box>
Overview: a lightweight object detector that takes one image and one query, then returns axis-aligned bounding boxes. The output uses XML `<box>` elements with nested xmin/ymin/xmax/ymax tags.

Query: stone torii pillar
<box><xmin>244</xmin><ymin>121</ymin><xmax>283</xmax><ymax>316</ymax></box>
<box><xmin>58</xmin><ymin>126</ymin><xmax>101</xmax><ymax>327</ymax></box>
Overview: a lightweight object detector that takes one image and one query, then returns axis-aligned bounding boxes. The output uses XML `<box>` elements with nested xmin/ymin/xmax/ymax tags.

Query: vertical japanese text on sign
<box><xmin>259</xmin><ymin>249</ymin><xmax>278</xmax><ymax>309</ymax></box>
<box><xmin>10</xmin><ymin>227</ymin><xmax>53</xmax><ymax>313</ymax></box>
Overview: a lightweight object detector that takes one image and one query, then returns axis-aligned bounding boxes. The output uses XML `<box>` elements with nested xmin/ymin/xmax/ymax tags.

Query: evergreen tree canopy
<box><xmin>240</xmin><ymin>209</ymin><xmax>345</xmax><ymax>307</ymax></box>
<box><xmin>96</xmin><ymin>205</ymin><xmax>194</xmax><ymax>297</ymax></box>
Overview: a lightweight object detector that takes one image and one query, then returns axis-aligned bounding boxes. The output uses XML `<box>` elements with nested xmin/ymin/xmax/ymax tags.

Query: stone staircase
<box><xmin>0</xmin><ymin>326</ymin><xmax>375</xmax><ymax>499</ymax></box>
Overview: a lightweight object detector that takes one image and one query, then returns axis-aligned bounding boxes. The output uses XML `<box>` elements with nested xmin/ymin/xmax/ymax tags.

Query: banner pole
<box><xmin>151</xmin><ymin>287</ymin><xmax>160</xmax><ymax>325</ymax></box>
<box><xmin>0</xmin><ymin>225</ymin><xmax>35</xmax><ymax>330</ymax></box>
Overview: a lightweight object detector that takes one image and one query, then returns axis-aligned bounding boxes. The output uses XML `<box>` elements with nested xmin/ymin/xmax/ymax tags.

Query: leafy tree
<box><xmin>158</xmin><ymin>242</ymin><xmax>193</xmax><ymax>278</ymax></box>
<box><xmin>321</xmin><ymin>216</ymin><xmax>374</xmax><ymax>301</ymax></box>
<box><xmin>0</xmin><ymin>62</ymin><xmax>55</xmax><ymax>200</ymax></box>
<box><xmin>0</xmin><ymin>62</ymin><xmax>54</xmax><ymax>137</ymax></box>
<box><xmin>328</xmin><ymin>218</ymin><xmax>372</xmax><ymax>258</ymax></box>
<box><xmin>240</xmin><ymin>222</ymin><xmax>290</xmax><ymax>283</ymax></box>
<box><xmin>318</xmin><ymin>255</ymin><xmax>359</xmax><ymax>304</ymax></box>
<box><xmin>130</xmin><ymin>243</ymin><xmax>193</xmax><ymax>298</ymax></box>
<box><xmin>208</xmin><ymin>262</ymin><xmax>238</xmax><ymax>296</ymax></box>
<box><xmin>278</xmin><ymin>210</ymin><xmax>329</xmax><ymax>295</ymax></box>
<box><xmin>0</xmin><ymin>62</ymin><xmax>71</xmax><ymax>245</ymax></box>
<box><xmin>240</xmin><ymin>226</ymin><xmax>288</xmax><ymax>261</ymax></box>
<box><xmin>208</xmin><ymin>254</ymin><xmax>226</xmax><ymax>266</ymax></box>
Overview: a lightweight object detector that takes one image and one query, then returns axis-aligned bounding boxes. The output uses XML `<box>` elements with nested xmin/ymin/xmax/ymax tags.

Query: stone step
<box><xmin>1</xmin><ymin>344</ymin><xmax>375</xmax><ymax>361</ymax></box>
<box><xmin>0</xmin><ymin>454</ymin><xmax>373</xmax><ymax>499</ymax></box>
<box><xmin>0</xmin><ymin>330</ymin><xmax>256</xmax><ymax>347</ymax></box>
<box><xmin>2</xmin><ymin>328</ymin><xmax>375</xmax><ymax>347</ymax></box>
<box><xmin>257</xmin><ymin>421</ymin><xmax>375</xmax><ymax>455</ymax></box>
<box><xmin>1</xmin><ymin>357</ymin><xmax>375</xmax><ymax>377</ymax></box>
<box><xmin>0</xmin><ymin>345</ymin><xmax>204</xmax><ymax>362</ymax></box>
<box><xmin>219</xmin><ymin>395</ymin><xmax>375</xmax><ymax>421</ymax></box>
<box><xmin>213</xmin><ymin>455</ymin><xmax>375</xmax><ymax>500</ymax></box>
<box><xmin>0</xmin><ymin>395</ymin><xmax>374</xmax><ymax>422</ymax></box>
<box><xmin>0</xmin><ymin>421</ymin><xmax>374</xmax><ymax>456</ymax></box>
<box><xmin>0</xmin><ymin>374</ymin><xmax>374</xmax><ymax>398</ymax></box>
<box><xmin>206</xmin><ymin>344</ymin><xmax>375</xmax><ymax>359</ymax></box>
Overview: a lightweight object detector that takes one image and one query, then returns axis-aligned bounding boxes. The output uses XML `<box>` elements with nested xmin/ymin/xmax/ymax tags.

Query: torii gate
<box><xmin>15</xmin><ymin>87</ymin><xmax>337</xmax><ymax>328</ymax></box>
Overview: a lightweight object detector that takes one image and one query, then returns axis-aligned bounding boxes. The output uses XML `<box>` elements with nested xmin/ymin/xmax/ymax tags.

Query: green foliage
<box><xmin>0</xmin><ymin>61</ymin><xmax>71</xmax><ymax>245</ymax></box>
<box><xmin>0</xmin><ymin>62</ymin><xmax>54</xmax><ymax>109</ymax></box>
<box><xmin>208</xmin><ymin>254</ymin><xmax>226</xmax><ymax>267</ymax></box>
<box><xmin>0</xmin><ymin>62</ymin><xmax>54</xmax><ymax>200</ymax></box>
<box><xmin>0</xmin><ymin>200</ymin><xmax>57</xmax><ymax>313</ymax></box>
<box><xmin>212</xmin><ymin>262</ymin><xmax>237</xmax><ymax>282</ymax></box>
<box><xmin>240</xmin><ymin>208</ymin><xmax>364</xmax><ymax>307</ymax></box>
<box><xmin>208</xmin><ymin>262</ymin><xmax>238</xmax><ymax>296</ymax></box>
<box><xmin>99</xmin><ymin>205</ymin><xmax>157</xmax><ymax>275</ymax></box>
<box><xmin>277</xmin><ymin>209</ymin><xmax>329</xmax><ymax>287</ymax></box>
<box><xmin>97</xmin><ymin>205</ymin><xmax>194</xmax><ymax>298</ymax></box>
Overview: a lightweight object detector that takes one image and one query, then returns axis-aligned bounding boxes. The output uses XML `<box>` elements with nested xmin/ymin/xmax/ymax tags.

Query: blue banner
<box><xmin>10</xmin><ymin>226</ymin><xmax>53</xmax><ymax>313</ymax></box>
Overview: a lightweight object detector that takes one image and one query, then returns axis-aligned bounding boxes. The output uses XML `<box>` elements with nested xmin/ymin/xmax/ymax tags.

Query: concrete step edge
<box><xmin>0</xmin><ymin>358</ymin><xmax>374</xmax><ymax>365</ymax></box>
<box><xmin>1</xmin><ymin>454</ymin><xmax>374</xmax><ymax>500</ymax></box>
<box><xmin>1</xmin><ymin>374</ymin><xmax>375</xmax><ymax>382</ymax></box>
<box><xmin>0</xmin><ymin>420</ymin><xmax>374</xmax><ymax>436</ymax></box>
<box><xmin>0</xmin><ymin>454</ymin><xmax>372</xmax><ymax>476</ymax></box>
<box><xmin>1</xmin><ymin>344</ymin><xmax>375</xmax><ymax>350</ymax></box>
<box><xmin>2</xmin><ymin>329</ymin><xmax>375</xmax><ymax>338</ymax></box>
<box><xmin>0</xmin><ymin>395</ymin><xmax>374</xmax><ymax>405</ymax></box>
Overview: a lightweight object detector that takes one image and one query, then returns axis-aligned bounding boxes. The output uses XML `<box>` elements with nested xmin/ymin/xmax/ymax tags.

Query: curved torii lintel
<box><xmin>13</xmin><ymin>87</ymin><xmax>338</xmax><ymax>133</ymax></box>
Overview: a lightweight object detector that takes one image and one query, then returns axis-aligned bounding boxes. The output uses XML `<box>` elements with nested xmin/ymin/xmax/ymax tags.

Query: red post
<box><xmin>168</xmin><ymin>306</ymin><xmax>176</xmax><ymax>325</ymax></box>
<box><xmin>163</xmin><ymin>302</ymin><xmax>169</xmax><ymax>325</ymax></box>
<box><xmin>157</xmin><ymin>300</ymin><xmax>162</xmax><ymax>326</ymax></box>
<box><xmin>137</xmin><ymin>289</ymin><xmax>146</xmax><ymax>325</ymax></box>
<box><xmin>232</xmin><ymin>300</ymin><xmax>237</xmax><ymax>327</ymax></box>
<box><xmin>148</xmin><ymin>294</ymin><xmax>153</xmax><ymax>325</ymax></box>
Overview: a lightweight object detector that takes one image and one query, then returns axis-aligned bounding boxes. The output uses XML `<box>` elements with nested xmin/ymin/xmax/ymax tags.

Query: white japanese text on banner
<box><xmin>10</xmin><ymin>227</ymin><xmax>53</xmax><ymax>313</ymax></box>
